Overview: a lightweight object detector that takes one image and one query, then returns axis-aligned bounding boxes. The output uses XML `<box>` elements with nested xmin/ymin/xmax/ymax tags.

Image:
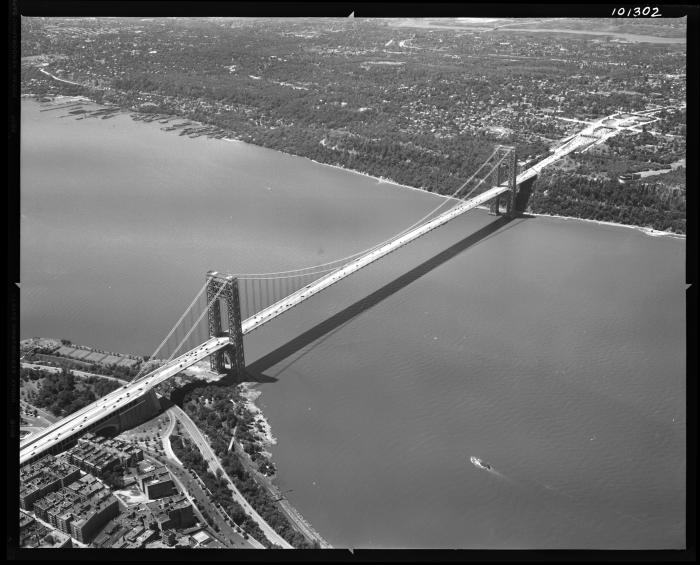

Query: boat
<box><xmin>470</xmin><ymin>456</ymin><xmax>492</xmax><ymax>471</ymax></box>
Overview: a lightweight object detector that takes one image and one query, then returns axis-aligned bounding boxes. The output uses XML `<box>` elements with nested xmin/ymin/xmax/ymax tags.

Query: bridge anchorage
<box><xmin>206</xmin><ymin>271</ymin><xmax>245</xmax><ymax>376</ymax></box>
<box><xmin>488</xmin><ymin>145</ymin><xmax>519</xmax><ymax>218</ymax></box>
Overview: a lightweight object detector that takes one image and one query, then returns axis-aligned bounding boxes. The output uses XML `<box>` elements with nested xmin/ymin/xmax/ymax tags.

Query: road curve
<box><xmin>170</xmin><ymin>405</ymin><xmax>293</xmax><ymax>549</ymax></box>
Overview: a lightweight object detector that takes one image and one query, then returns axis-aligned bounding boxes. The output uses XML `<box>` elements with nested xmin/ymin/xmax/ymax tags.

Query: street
<box><xmin>169</xmin><ymin>405</ymin><xmax>293</xmax><ymax>548</ymax></box>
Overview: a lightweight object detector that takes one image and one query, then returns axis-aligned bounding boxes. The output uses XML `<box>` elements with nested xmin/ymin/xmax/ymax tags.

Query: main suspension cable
<box><xmin>133</xmin><ymin>282</ymin><xmax>208</xmax><ymax>380</ymax></box>
<box><xmin>233</xmin><ymin>147</ymin><xmax>504</xmax><ymax>279</ymax></box>
<box><xmin>165</xmin><ymin>281</ymin><xmax>229</xmax><ymax>362</ymax></box>
<box><xmin>238</xmin><ymin>150</ymin><xmax>509</xmax><ymax>282</ymax></box>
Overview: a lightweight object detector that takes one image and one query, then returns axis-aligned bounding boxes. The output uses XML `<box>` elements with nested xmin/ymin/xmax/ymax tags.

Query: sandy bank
<box><xmin>524</xmin><ymin>210</ymin><xmax>686</xmax><ymax>239</ymax></box>
<box><xmin>239</xmin><ymin>383</ymin><xmax>277</xmax><ymax>447</ymax></box>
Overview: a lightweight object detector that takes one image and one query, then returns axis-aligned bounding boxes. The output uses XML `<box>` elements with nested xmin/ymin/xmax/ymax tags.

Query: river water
<box><xmin>20</xmin><ymin>99</ymin><xmax>685</xmax><ymax>549</ymax></box>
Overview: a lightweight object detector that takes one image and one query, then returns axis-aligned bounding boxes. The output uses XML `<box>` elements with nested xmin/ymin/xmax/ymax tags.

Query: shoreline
<box><xmin>308</xmin><ymin>156</ymin><xmax>454</xmax><ymax>201</ymax></box>
<box><xmin>236</xmin><ymin>383</ymin><xmax>332</xmax><ymax>548</ymax></box>
<box><xmin>27</xmin><ymin>96</ymin><xmax>685</xmax><ymax>240</ymax></box>
<box><xmin>20</xmin><ymin>338</ymin><xmax>324</xmax><ymax>547</ymax></box>
<box><xmin>308</xmin><ymin>157</ymin><xmax>685</xmax><ymax>239</ymax></box>
<box><xmin>238</xmin><ymin>382</ymin><xmax>277</xmax><ymax>448</ymax></box>
<box><xmin>22</xmin><ymin>91</ymin><xmax>686</xmax><ymax>546</ymax></box>
<box><xmin>226</xmin><ymin>129</ymin><xmax>686</xmax><ymax>241</ymax></box>
<box><xmin>523</xmin><ymin>210</ymin><xmax>686</xmax><ymax>239</ymax></box>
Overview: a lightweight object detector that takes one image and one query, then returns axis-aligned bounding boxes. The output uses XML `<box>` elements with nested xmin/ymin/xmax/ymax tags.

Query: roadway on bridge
<box><xmin>21</xmin><ymin>107</ymin><xmax>674</xmax><ymax>466</ymax></box>
<box><xmin>19</xmin><ymin>336</ymin><xmax>230</xmax><ymax>464</ymax></box>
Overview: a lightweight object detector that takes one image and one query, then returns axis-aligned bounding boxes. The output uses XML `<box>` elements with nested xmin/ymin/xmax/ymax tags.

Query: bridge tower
<box><xmin>206</xmin><ymin>271</ymin><xmax>245</xmax><ymax>376</ymax></box>
<box><xmin>503</xmin><ymin>146</ymin><xmax>518</xmax><ymax>219</ymax></box>
<box><xmin>489</xmin><ymin>145</ymin><xmax>518</xmax><ymax>218</ymax></box>
<box><xmin>489</xmin><ymin>152</ymin><xmax>504</xmax><ymax>216</ymax></box>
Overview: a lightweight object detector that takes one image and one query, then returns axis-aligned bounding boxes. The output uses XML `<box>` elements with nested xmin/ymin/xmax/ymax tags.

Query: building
<box><xmin>19</xmin><ymin>511</ymin><xmax>72</xmax><ymax>549</ymax></box>
<box><xmin>30</xmin><ymin>473</ymin><xmax>121</xmax><ymax>544</ymax></box>
<box><xmin>161</xmin><ymin>528</ymin><xmax>176</xmax><ymax>546</ymax></box>
<box><xmin>91</xmin><ymin>530</ymin><xmax>111</xmax><ymax>548</ymax></box>
<box><xmin>124</xmin><ymin>524</ymin><xmax>145</xmax><ymax>543</ymax></box>
<box><xmin>33</xmin><ymin>491</ymin><xmax>62</xmax><ymax>522</ymax></box>
<box><xmin>191</xmin><ymin>530</ymin><xmax>211</xmax><ymax>546</ymax></box>
<box><xmin>175</xmin><ymin>535</ymin><xmax>194</xmax><ymax>548</ymax></box>
<box><xmin>93</xmin><ymin>502</ymin><xmax>162</xmax><ymax>548</ymax></box>
<box><xmin>134</xmin><ymin>528</ymin><xmax>159</xmax><ymax>548</ymax></box>
<box><xmin>90</xmin><ymin>493</ymin><xmax>195</xmax><ymax>548</ymax></box>
<box><xmin>200</xmin><ymin>537</ymin><xmax>226</xmax><ymax>549</ymax></box>
<box><xmin>146</xmin><ymin>494</ymin><xmax>196</xmax><ymax>530</ymax></box>
<box><xmin>70</xmin><ymin>496</ymin><xmax>120</xmax><ymax>544</ymax></box>
<box><xmin>20</xmin><ymin>475</ymin><xmax>61</xmax><ymax>512</ymax></box>
<box><xmin>19</xmin><ymin>454</ymin><xmax>80</xmax><ymax>510</ymax></box>
<box><xmin>19</xmin><ymin>511</ymin><xmax>34</xmax><ymax>531</ymax></box>
<box><xmin>111</xmin><ymin>537</ymin><xmax>128</xmax><ymax>549</ymax></box>
<box><xmin>137</xmin><ymin>464</ymin><xmax>176</xmax><ymax>499</ymax></box>
<box><xmin>66</xmin><ymin>433</ymin><xmax>143</xmax><ymax>480</ymax></box>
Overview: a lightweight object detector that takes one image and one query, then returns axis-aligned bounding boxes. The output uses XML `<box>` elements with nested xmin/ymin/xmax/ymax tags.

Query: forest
<box><xmin>23</xmin><ymin>367</ymin><xmax>121</xmax><ymax>417</ymax></box>
<box><xmin>529</xmin><ymin>171</ymin><xmax>685</xmax><ymax>233</ymax></box>
<box><xmin>20</xmin><ymin>17</ymin><xmax>686</xmax><ymax>233</ymax></box>
<box><xmin>179</xmin><ymin>384</ymin><xmax>317</xmax><ymax>549</ymax></box>
<box><xmin>169</xmin><ymin>434</ymin><xmax>274</xmax><ymax>548</ymax></box>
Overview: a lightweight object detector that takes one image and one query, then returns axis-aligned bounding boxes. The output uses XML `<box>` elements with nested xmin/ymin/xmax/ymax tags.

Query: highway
<box><xmin>240</xmin><ymin>181</ymin><xmax>514</xmax><ymax>335</ymax></box>
<box><xmin>20</xmin><ymin>178</ymin><xmax>516</xmax><ymax>465</ymax></box>
<box><xmin>18</xmin><ymin>106</ymin><xmax>682</xmax><ymax>544</ymax></box>
<box><xmin>19</xmin><ymin>336</ymin><xmax>230</xmax><ymax>464</ymax></box>
<box><xmin>240</xmin><ymin>107</ymin><xmax>677</xmax><ymax>334</ymax></box>
<box><xmin>231</xmin><ymin>435</ymin><xmax>332</xmax><ymax>548</ymax></box>
<box><xmin>161</xmin><ymin>408</ymin><xmax>183</xmax><ymax>466</ymax></box>
<box><xmin>169</xmin><ymin>405</ymin><xmax>293</xmax><ymax>549</ymax></box>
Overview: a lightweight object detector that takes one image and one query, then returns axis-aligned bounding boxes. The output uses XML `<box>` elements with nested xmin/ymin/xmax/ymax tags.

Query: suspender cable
<box><xmin>235</xmin><ymin>151</ymin><xmax>508</xmax><ymax>286</ymax></box>
<box><xmin>256</xmin><ymin>279</ymin><xmax>261</xmax><ymax>315</ymax></box>
<box><xmin>232</xmin><ymin>147</ymin><xmax>502</xmax><ymax>279</ymax></box>
<box><xmin>243</xmin><ymin>278</ymin><xmax>248</xmax><ymax>319</ymax></box>
<box><xmin>167</xmin><ymin>280</ymin><xmax>228</xmax><ymax>363</ymax></box>
<box><xmin>134</xmin><ymin>283</ymin><xmax>207</xmax><ymax>379</ymax></box>
<box><xmin>235</xmin><ymin>150</ymin><xmax>507</xmax><ymax>283</ymax></box>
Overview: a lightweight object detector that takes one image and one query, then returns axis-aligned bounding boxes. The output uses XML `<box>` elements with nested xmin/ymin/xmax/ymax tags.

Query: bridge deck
<box><xmin>241</xmin><ymin>182</ymin><xmax>514</xmax><ymax>335</ymax></box>
<box><xmin>19</xmin><ymin>336</ymin><xmax>229</xmax><ymax>464</ymax></box>
<box><xmin>22</xmin><ymin>111</ymin><xmax>648</xmax><ymax>465</ymax></box>
<box><xmin>18</xmin><ymin>178</ymin><xmax>522</xmax><ymax>464</ymax></box>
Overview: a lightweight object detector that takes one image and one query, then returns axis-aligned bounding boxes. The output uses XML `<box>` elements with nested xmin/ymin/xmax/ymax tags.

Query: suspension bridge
<box><xmin>20</xmin><ymin>118</ymin><xmax>619</xmax><ymax>467</ymax></box>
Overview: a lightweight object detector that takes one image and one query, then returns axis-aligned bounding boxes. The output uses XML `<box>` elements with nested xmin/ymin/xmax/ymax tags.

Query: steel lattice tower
<box><xmin>206</xmin><ymin>271</ymin><xmax>245</xmax><ymax>376</ymax></box>
<box><xmin>503</xmin><ymin>146</ymin><xmax>518</xmax><ymax>218</ymax></box>
<box><xmin>488</xmin><ymin>145</ymin><xmax>518</xmax><ymax>218</ymax></box>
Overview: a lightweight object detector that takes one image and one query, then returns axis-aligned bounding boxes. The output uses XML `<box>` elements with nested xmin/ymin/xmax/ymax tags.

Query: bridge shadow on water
<box><xmin>246</xmin><ymin>214</ymin><xmax>528</xmax><ymax>379</ymax></box>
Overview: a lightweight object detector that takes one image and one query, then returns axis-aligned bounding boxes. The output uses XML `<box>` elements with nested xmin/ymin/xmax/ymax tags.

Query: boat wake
<box><xmin>541</xmin><ymin>482</ymin><xmax>577</xmax><ymax>501</ymax></box>
<box><xmin>469</xmin><ymin>458</ymin><xmax>649</xmax><ymax>525</ymax></box>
